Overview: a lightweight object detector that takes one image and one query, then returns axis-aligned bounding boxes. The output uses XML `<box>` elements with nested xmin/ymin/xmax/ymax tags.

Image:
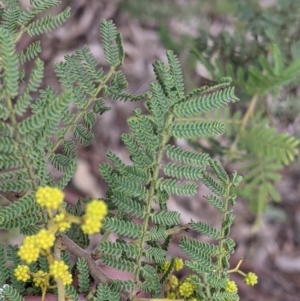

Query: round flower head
<box><xmin>174</xmin><ymin>257</ymin><xmax>184</xmax><ymax>271</ymax></box>
<box><xmin>167</xmin><ymin>275</ymin><xmax>179</xmax><ymax>290</ymax></box>
<box><xmin>36</xmin><ymin>186</ymin><xmax>64</xmax><ymax>210</ymax></box>
<box><xmin>244</xmin><ymin>272</ymin><xmax>258</xmax><ymax>286</ymax></box>
<box><xmin>161</xmin><ymin>261</ymin><xmax>171</xmax><ymax>273</ymax></box>
<box><xmin>49</xmin><ymin>260</ymin><xmax>72</xmax><ymax>285</ymax></box>
<box><xmin>179</xmin><ymin>280</ymin><xmax>195</xmax><ymax>298</ymax></box>
<box><xmin>226</xmin><ymin>280</ymin><xmax>238</xmax><ymax>293</ymax></box>
<box><xmin>81</xmin><ymin>217</ymin><xmax>102</xmax><ymax>235</ymax></box>
<box><xmin>81</xmin><ymin>200</ymin><xmax>107</xmax><ymax>235</ymax></box>
<box><xmin>14</xmin><ymin>265</ymin><xmax>31</xmax><ymax>282</ymax></box>
<box><xmin>86</xmin><ymin>200</ymin><xmax>107</xmax><ymax>218</ymax></box>
<box><xmin>36</xmin><ymin>229</ymin><xmax>55</xmax><ymax>250</ymax></box>
<box><xmin>18</xmin><ymin>236</ymin><xmax>40</xmax><ymax>264</ymax></box>
<box><xmin>164</xmin><ymin>291</ymin><xmax>176</xmax><ymax>300</ymax></box>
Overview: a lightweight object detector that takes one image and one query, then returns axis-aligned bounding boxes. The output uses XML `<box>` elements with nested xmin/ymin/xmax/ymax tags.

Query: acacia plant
<box><xmin>190</xmin><ymin>0</ymin><xmax>300</xmax><ymax>219</ymax></box>
<box><xmin>0</xmin><ymin>1</ymin><xmax>257</xmax><ymax>301</ymax></box>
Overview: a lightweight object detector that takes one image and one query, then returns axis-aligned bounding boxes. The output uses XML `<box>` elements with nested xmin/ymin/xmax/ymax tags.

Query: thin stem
<box><xmin>217</xmin><ymin>182</ymin><xmax>232</xmax><ymax>279</ymax></box>
<box><xmin>56</xmin><ymin>279</ymin><xmax>65</xmax><ymax>301</ymax></box>
<box><xmin>230</xmin><ymin>94</ymin><xmax>259</xmax><ymax>153</ymax></box>
<box><xmin>240</xmin><ymin>94</ymin><xmax>259</xmax><ymax>132</ymax></box>
<box><xmin>14</xmin><ymin>25</ymin><xmax>27</xmax><ymax>43</ymax></box>
<box><xmin>54</xmin><ymin>237</ymin><xmax>65</xmax><ymax>301</ymax></box>
<box><xmin>177</xmin><ymin>116</ymin><xmax>242</xmax><ymax>124</ymax></box>
<box><xmin>228</xmin><ymin>258</ymin><xmax>243</xmax><ymax>273</ymax></box>
<box><xmin>129</xmin><ymin>223</ymin><xmax>190</xmax><ymax>245</ymax></box>
<box><xmin>92</xmin><ymin>230</ymin><xmax>111</xmax><ymax>259</ymax></box>
<box><xmin>131</xmin><ymin>114</ymin><xmax>174</xmax><ymax>299</ymax></box>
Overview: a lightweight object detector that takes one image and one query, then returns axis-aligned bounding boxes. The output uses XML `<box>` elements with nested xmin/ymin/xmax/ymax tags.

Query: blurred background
<box><xmin>5</xmin><ymin>0</ymin><xmax>300</xmax><ymax>300</ymax></box>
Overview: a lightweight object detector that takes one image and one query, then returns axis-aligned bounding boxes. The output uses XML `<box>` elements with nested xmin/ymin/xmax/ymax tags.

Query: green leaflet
<box><xmin>0</xmin><ymin>28</ymin><xmax>19</xmax><ymax>96</ymax></box>
<box><xmin>166</xmin><ymin>145</ymin><xmax>210</xmax><ymax>166</ymax></box>
<box><xmin>27</xmin><ymin>7</ymin><xmax>71</xmax><ymax>36</ymax></box>
<box><xmin>2</xmin><ymin>285</ymin><xmax>25</xmax><ymax>301</ymax></box>
<box><xmin>99</xmin><ymin>241</ymin><xmax>139</xmax><ymax>257</ymax></box>
<box><xmin>170</xmin><ymin>121</ymin><xmax>225</xmax><ymax>138</ymax></box>
<box><xmin>102</xmin><ymin>217</ymin><xmax>143</xmax><ymax>239</ymax></box>
<box><xmin>174</xmin><ymin>86</ymin><xmax>238</xmax><ymax>117</ymax></box>
<box><xmin>0</xmin><ymin>245</ymin><xmax>9</xmax><ymax>287</ymax></box>
<box><xmin>95</xmin><ymin>284</ymin><xmax>120</xmax><ymax>301</ymax></box>
<box><xmin>76</xmin><ymin>258</ymin><xmax>90</xmax><ymax>293</ymax></box>
<box><xmin>240</xmin><ymin>125</ymin><xmax>299</xmax><ymax>165</ymax></box>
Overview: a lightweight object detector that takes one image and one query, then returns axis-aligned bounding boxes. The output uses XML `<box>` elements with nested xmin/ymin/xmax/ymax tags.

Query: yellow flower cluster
<box><xmin>164</xmin><ymin>291</ymin><xmax>176</xmax><ymax>300</ymax></box>
<box><xmin>53</xmin><ymin>213</ymin><xmax>71</xmax><ymax>232</ymax></box>
<box><xmin>33</xmin><ymin>270</ymin><xmax>48</xmax><ymax>287</ymax></box>
<box><xmin>36</xmin><ymin>229</ymin><xmax>55</xmax><ymax>249</ymax></box>
<box><xmin>174</xmin><ymin>258</ymin><xmax>183</xmax><ymax>271</ymax></box>
<box><xmin>161</xmin><ymin>260</ymin><xmax>171</xmax><ymax>273</ymax></box>
<box><xmin>15</xmin><ymin>186</ymin><xmax>108</xmax><ymax>295</ymax></box>
<box><xmin>18</xmin><ymin>229</ymin><xmax>55</xmax><ymax>264</ymax></box>
<box><xmin>179</xmin><ymin>280</ymin><xmax>195</xmax><ymax>298</ymax></box>
<box><xmin>49</xmin><ymin>260</ymin><xmax>72</xmax><ymax>285</ymax></box>
<box><xmin>14</xmin><ymin>265</ymin><xmax>30</xmax><ymax>282</ymax></box>
<box><xmin>226</xmin><ymin>280</ymin><xmax>238</xmax><ymax>293</ymax></box>
<box><xmin>36</xmin><ymin>186</ymin><xmax>64</xmax><ymax>209</ymax></box>
<box><xmin>18</xmin><ymin>236</ymin><xmax>40</xmax><ymax>264</ymax></box>
<box><xmin>161</xmin><ymin>257</ymin><xmax>184</xmax><ymax>274</ymax></box>
<box><xmin>81</xmin><ymin>200</ymin><xmax>107</xmax><ymax>235</ymax></box>
<box><xmin>167</xmin><ymin>275</ymin><xmax>179</xmax><ymax>290</ymax></box>
<box><xmin>244</xmin><ymin>272</ymin><xmax>258</xmax><ymax>286</ymax></box>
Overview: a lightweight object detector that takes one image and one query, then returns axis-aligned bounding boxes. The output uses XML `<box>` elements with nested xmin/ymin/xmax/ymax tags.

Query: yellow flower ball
<box><xmin>244</xmin><ymin>272</ymin><xmax>258</xmax><ymax>286</ymax></box>
<box><xmin>161</xmin><ymin>261</ymin><xmax>171</xmax><ymax>273</ymax></box>
<box><xmin>167</xmin><ymin>275</ymin><xmax>179</xmax><ymax>290</ymax></box>
<box><xmin>14</xmin><ymin>265</ymin><xmax>31</xmax><ymax>282</ymax></box>
<box><xmin>36</xmin><ymin>186</ymin><xmax>64</xmax><ymax>210</ymax></box>
<box><xmin>36</xmin><ymin>229</ymin><xmax>55</xmax><ymax>250</ymax></box>
<box><xmin>164</xmin><ymin>291</ymin><xmax>177</xmax><ymax>300</ymax></box>
<box><xmin>81</xmin><ymin>217</ymin><xmax>102</xmax><ymax>235</ymax></box>
<box><xmin>18</xmin><ymin>236</ymin><xmax>40</xmax><ymax>264</ymax></box>
<box><xmin>174</xmin><ymin>257</ymin><xmax>184</xmax><ymax>271</ymax></box>
<box><xmin>179</xmin><ymin>280</ymin><xmax>195</xmax><ymax>298</ymax></box>
<box><xmin>81</xmin><ymin>200</ymin><xmax>107</xmax><ymax>235</ymax></box>
<box><xmin>86</xmin><ymin>200</ymin><xmax>107</xmax><ymax>218</ymax></box>
<box><xmin>226</xmin><ymin>280</ymin><xmax>238</xmax><ymax>293</ymax></box>
<box><xmin>49</xmin><ymin>260</ymin><xmax>72</xmax><ymax>285</ymax></box>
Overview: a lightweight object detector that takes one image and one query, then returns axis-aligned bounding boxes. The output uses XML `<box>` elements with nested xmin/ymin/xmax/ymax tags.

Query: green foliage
<box><xmin>65</xmin><ymin>285</ymin><xmax>80</xmax><ymax>301</ymax></box>
<box><xmin>0</xmin><ymin>2</ymin><xmax>261</xmax><ymax>301</ymax></box>
<box><xmin>0</xmin><ymin>2</ymin><xmax>127</xmax><ymax>234</ymax></box>
<box><xmin>0</xmin><ymin>245</ymin><xmax>9</xmax><ymax>287</ymax></box>
<box><xmin>188</xmin><ymin>0</ymin><xmax>300</xmax><ymax>216</ymax></box>
<box><xmin>95</xmin><ymin>284</ymin><xmax>119</xmax><ymax>301</ymax></box>
<box><xmin>1</xmin><ymin>285</ymin><xmax>24</xmax><ymax>301</ymax></box>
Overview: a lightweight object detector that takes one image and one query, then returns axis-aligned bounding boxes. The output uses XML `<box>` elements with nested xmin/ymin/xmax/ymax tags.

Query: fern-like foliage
<box><xmin>76</xmin><ymin>258</ymin><xmax>90</xmax><ymax>293</ymax></box>
<box><xmin>95</xmin><ymin>49</ymin><xmax>240</xmax><ymax>299</ymax></box>
<box><xmin>1</xmin><ymin>285</ymin><xmax>24</xmax><ymax>301</ymax></box>
<box><xmin>190</xmin><ymin>8</ymin><xmax>300</xmax><ymax>214</ymax></box>
<box><xmin>0</xmin><ymin>3</ymin><xmax>245</xmax><ymax>301</ymax></box>
<box><xmin>0</xmin><ymin>2</ymin><xmax>127</xmax><ymax>233</ymax></box>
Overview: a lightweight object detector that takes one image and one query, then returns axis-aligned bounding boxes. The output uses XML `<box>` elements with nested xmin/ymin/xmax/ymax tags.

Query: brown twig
<box><xmin>59</xmin><ymin>234</ymin><xmax>130</xmax><ymax>301</ymax></box>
